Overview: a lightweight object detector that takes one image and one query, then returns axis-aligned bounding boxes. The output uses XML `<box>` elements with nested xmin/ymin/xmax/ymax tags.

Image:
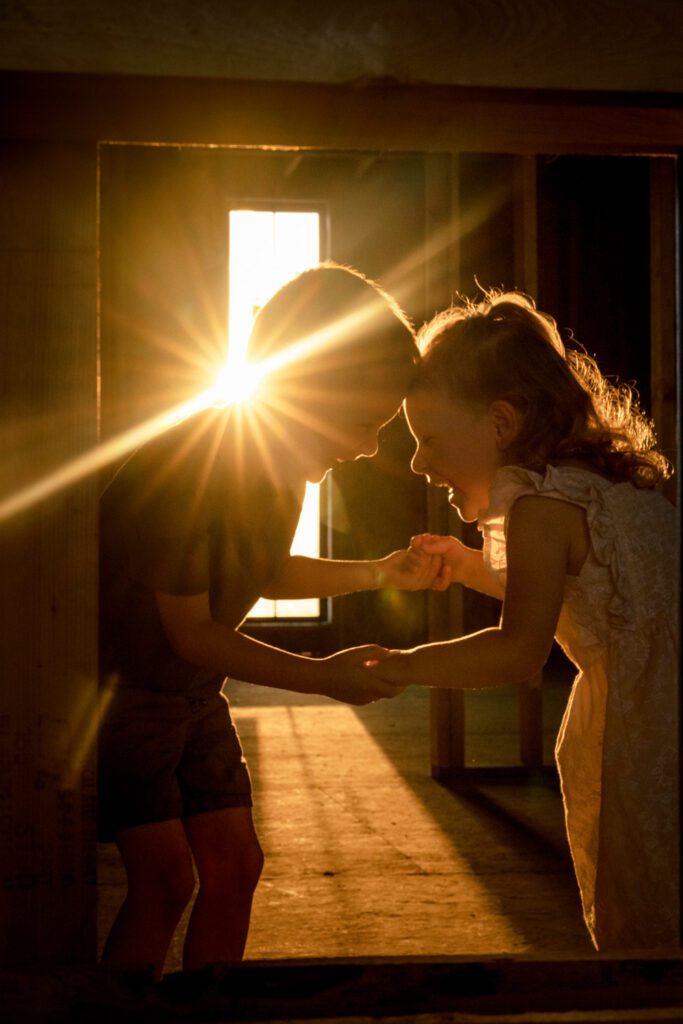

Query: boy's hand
<box><xmin>317</xmin><ymin>645</ymin><xmax>404</xmax><ymax>705</ymax></box>
<box><xmin>373</xmin><ymin>546</ymin><xmax>449</xmax><ymax>591</ymax></box>
<box><xmin>410</xmin><ymin>533</ymin><xmax>469</xmax><ymax>588</ymax></box>
<box><xmin>362</xmin><ymin>651</ymin><xmax>414</xmax><ymax>687</ymax></box>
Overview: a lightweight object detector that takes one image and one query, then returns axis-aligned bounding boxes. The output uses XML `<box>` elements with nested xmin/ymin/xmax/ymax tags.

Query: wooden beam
<box><xmin>3</xmin><ymin>955</ymin><xmax>683</xmax><ymax>1022</ymax></box>
<box><xmin>650</xmin><ymin>157</ymin><xmax>679</xmax><ymax>504</ymax></box>
<box><xmin>2</xmin><ymin>73</ymin><xmax>683</xmax><ymax>155</ymax></box>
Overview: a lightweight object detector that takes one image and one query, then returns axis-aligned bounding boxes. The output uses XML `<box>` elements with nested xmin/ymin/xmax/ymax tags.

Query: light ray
<box><xmin>381</xmin><ymin>181</ymin><xmax>515</xmax><ymax>312</ymax></box>
<box><xmin>1</xmin><ymin>230</ymin><xmax>415</xmax><ymax>526</ymax></box>
<box><xmin>63</xmin><ymin>675</ymin><xmax>117</xmax><ymax>789</ymax></box>
<box><xmin>0</xmin><ymin>388</ymin><xmax>216</xmax><ymax>524</ymax></box>
<box><xmin>0</xmin><ymin>292</ymin><xmax>397</xmax><ymax>527</ymax></box>
<box><xmin>251</xmin><ymin>297</ymin><xmax>388</xmax><ymax>383</ymax></box>
<box><xmin>212</xmin><ymin>357</ymin><xmax>265</xmax><ymax>406</ymax></box>
<box><xmin>0</xmin><ymin>302</ymin><xmax>347</xmax><ymax>527</ymax></box>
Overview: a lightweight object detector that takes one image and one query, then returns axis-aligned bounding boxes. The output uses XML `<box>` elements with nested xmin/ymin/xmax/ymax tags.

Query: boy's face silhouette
<box><xmin>293</xmin><ymin>385</ymin><xmax>407</xmax><ymax>483</ymax></box>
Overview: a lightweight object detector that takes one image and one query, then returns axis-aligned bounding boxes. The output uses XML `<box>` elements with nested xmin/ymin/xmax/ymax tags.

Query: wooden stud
<box><xmin>423</xmin><ymin>154</ymin><xmax>468</xmax><ymax>777</ymax></box>
<box><xmin>649</xmin><ymin>157</ymin><xmax>678</xmax><ymax>504</ymax></box>
<box><xmin>512</xmin><ymin>155</ymin><xmax>545</xmax><ymax>769</ymax></box>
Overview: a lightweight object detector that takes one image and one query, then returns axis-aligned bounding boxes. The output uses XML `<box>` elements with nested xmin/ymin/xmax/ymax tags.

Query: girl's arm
<box><xmin>261</xmin><ymin>548</ymin><xmax>448</xmax><ymax>599</ymax></box>
<box><xmin>364</xmin><ymin>496</ymin><xmax>573</xmax><ymax>689</ymax></box>
<box><xmin>412</xmin><ymin>533</ymin><xmax>504</xmax><ymax>599</ymax></box>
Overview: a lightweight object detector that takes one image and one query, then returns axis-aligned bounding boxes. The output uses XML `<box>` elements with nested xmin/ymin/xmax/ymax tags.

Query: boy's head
<box><xmin>247</xmin><ymin>263</ymin><xmax>418</xmax><ymax>481</ymax></box>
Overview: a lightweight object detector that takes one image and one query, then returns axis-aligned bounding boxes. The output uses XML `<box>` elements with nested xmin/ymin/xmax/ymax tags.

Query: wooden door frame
<box><xmin>1</xmin><ymin>69</ymin><xmax>680</xmax><ymax>966</ymax></box>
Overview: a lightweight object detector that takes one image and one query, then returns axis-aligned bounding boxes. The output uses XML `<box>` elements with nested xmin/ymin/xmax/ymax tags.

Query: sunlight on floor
<box><xmin>98</xmin><ymin>675</ymin><xmax>591</xmax><ymax>970</ymax></box>
<box><xmin>228</xmin><ymin>681</ymin><xmax>590</xmax><ymax>960</ymax></box>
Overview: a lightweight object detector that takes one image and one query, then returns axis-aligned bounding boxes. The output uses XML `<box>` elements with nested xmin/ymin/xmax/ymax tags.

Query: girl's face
<box><xmin>404</xmin><ymin>388</ymin><xmax>504</xmax><ymax>522</ymax></box>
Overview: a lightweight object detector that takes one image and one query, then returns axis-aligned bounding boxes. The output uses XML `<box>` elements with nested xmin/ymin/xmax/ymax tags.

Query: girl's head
<box><xmin>405</xmin><ymin>291</ymin><xmax>671</xmax><ymax>520</ymax></box>
<box><xmin>247</xmin><ymin>263</ymin><xmax>418</xmax><ymax>481</ymax></box>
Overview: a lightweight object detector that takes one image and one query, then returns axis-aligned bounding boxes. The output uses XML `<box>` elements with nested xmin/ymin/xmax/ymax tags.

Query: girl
<box><xmin>362</xmin><ymin>291</ymin><xmax>679</xmax><ymax>951</ymax></box>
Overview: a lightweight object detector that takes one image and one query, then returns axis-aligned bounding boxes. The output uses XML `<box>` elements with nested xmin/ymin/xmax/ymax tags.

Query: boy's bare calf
<box><xmin>103</xmin><ymin>807</ymin><xmax>262</xmax><ymax>978</ymax></box>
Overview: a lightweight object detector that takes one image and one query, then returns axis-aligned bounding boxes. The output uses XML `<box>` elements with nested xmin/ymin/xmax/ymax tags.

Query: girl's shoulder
<box><xmin>479</xmin><ymin>463</ymin><xmax>605</xmax><ymax>523</ymax></box>
<box><xmin>480</xmin><ymin>461</ymin><xmax>674</xmax><ymax>528</ymax></box>
<box><xmin>479</xmin><ymin>464</ymin><xmax>677</xmax><ymax>624</ymax></box>
<box><xmin>479</xmin><ymin>464</ymin><xmax>675</xmax><ymax>540</ymax></box>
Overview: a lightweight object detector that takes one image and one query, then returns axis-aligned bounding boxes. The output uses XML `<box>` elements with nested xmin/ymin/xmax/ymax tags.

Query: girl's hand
<box><xmin>316</xmin><ymin>645</ymin><xmax>405</xmax><ymax>705</ymax></box>
<box><xmin>410</xmin><ymin>533</ymin><xmax>471</xmax><ymax>587</ymax></box>
<box><xmin>362</xmin><ymin>650</ymin><xmax>414</xmax><ymax>687</ymax></box>
<box><xmin>373</xmin><ymin>546</ymin><xmax>450</xmax><ymax>591</ymax></box>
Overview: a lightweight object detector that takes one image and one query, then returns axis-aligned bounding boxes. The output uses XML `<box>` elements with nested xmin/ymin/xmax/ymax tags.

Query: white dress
<box><xmin>478</xmin><ymin>465</ymin><xmax>680</xmax><ymax>950</ymax></box>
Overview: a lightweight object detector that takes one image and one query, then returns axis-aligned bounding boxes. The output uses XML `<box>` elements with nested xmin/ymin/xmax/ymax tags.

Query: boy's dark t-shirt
<box><xmin>99</xmin><ymin>407</ymin><xmax>303</xmax><ymax>693</ymax></box>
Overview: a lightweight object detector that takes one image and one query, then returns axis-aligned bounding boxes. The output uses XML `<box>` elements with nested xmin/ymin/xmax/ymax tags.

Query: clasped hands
<box><xmin>323</xmin><ymin>532</ymin><xmax>462</xmax><ymax>704</ymax></box>
<box><xmin>374</xmin><ymin>532</ymin><xmax>454</xmax><ymax>592</ymax></box>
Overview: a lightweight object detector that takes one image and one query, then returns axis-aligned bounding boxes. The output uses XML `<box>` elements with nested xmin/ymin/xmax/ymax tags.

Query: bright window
<box><xmin>227</xmin><ymin>208</ymin><xmax>323</xmax><ymax>620</ymax></box>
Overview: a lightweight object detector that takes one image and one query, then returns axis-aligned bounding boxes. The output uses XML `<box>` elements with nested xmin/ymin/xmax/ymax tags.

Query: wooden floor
<box><xmin>98</xmin><ymin>657</ymin><xmax>595</xmax><ymax>970</ymax></box>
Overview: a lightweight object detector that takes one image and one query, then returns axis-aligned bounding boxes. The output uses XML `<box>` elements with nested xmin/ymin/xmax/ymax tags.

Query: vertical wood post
<box><xmin>513</xmin><ymin>155</ymin><xmax>539</xmax><ymax>298</ymax></box>
<box><xmin>649</xmin><ymin>155</ymin><xmax>681</xmax><ymax>945</ymax></box>
<box><xmin>0</xmin><ymin>143</ymin><xmax>99</xmax><ymax>964</ymax></box>
<box><xmin>650</xmin><ymin>157</ymin><xmax>678</xmax><ymax>504</ymax></box>
<box><xmin>513</xmin><ymin>155</ymin><xmax>544</xmax><ymax>769</ymax></box>
<box><xmin>423</xmin><ymin>154</ymin><xmax>467</xmax><ymax>777</ymax></box>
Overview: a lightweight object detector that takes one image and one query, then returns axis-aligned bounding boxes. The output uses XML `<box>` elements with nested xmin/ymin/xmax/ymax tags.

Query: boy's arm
<box><xmin>262</xmin><ymin>549</ymin><xmax>447</xmax><ymax>599</ymax></box>
<box><xmin>362</xmin><ymin>496</ymin><xmax>571</xmax><ymax>689</ymax></box>
<box><xmin>155</xmin><ymin>589</ymin><xmax>401</xmax><ymax>705</ymax></box>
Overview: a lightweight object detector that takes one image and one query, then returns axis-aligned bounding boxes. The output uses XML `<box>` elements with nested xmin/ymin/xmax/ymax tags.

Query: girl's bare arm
<box><xmin>365</xmin><ymin>496</ymin><xmax>573</xmax><ymax>689</ymax></box>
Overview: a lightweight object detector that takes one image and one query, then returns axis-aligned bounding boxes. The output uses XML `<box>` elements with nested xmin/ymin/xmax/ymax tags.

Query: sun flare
<box><xmin>210</xmin><ymin>357</ymin><xmax>264</xmax><ymax>406</ymax></box>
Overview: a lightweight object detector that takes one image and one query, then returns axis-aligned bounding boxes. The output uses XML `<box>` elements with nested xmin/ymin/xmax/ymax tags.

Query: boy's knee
<box><xmin>246</xmin><ymin>841</ymin><xmax>265</xmax><ymax>888</ymax></box>
<box><xmin>167</xmin><ymin>865</ymin><xmax>197</xmax><ymax>910</ymax></box>
<box><xmin>227</xmin><ymin>838</ymin><xmax>265</xmax><ymax>892</ymax></box>
<box><xmin>131</xmin><ymin>859</ymin><xmax>196</xmax><ymax>913</ymax></box>
<box><xmin>199</xmin><ymin>837</ymin><xmax>264</xmax><ymax>896</ymax></box>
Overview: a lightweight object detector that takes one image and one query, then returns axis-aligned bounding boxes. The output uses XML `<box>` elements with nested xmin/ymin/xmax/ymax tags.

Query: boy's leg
<box><xmin>182</xmin><ymin>806</ymin><xmax>264</xmax><ymax>969</ymax></box>
<box><xmin>102</xmin><ymin>819</ymin><xmax>196</xmax><ymax>979</ymax></box>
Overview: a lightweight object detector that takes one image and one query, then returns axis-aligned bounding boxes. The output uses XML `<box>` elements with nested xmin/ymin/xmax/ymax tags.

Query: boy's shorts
<box><xmin>97</xmin><ymin>683</ymin><xmax>252</xmax><ymax>842</ymax></box>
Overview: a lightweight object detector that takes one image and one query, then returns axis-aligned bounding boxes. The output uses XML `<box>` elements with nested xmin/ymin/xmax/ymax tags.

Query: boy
<box><xmin>98</xmin><ymin>263</ymin><xmax>440</xmax><ymax>976</ymax></box>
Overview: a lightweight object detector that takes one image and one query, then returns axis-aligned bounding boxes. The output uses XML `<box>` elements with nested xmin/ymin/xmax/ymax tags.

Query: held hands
<box><xmin>409</xmin><ymin>533</ymin><xmax>470</xmax><ymax>588</ymax></box>
<box><xmin>373</xmin><ymin>545</ymin><xmax>450</xmax><ymax>592</ymax></box>
<box><xmin>361</xmin><ymin>650</ymin><xmax>414</xmax><ymax>688</ymax></box>
<box><xmin>317</xmin><ymin>645</ymin><xmax>404</xmax><ymax>705</ymax></box>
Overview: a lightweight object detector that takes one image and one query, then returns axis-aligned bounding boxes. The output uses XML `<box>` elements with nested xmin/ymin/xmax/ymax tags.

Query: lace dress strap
<box><xmin>477</xmin><ymin>465</ymin><xmax>677</xmax><ymax>631</ymax></box>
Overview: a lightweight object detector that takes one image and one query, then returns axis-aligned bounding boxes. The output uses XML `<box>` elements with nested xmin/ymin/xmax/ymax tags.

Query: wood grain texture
<box><xmin>2</xmin><ymin>73</ymin><xmax>683</xmax><ymax>156</ymax></box>
<box><xmin>1</xmin><ymin>0</ymin><xmax>682</xmax><ymax>93</ymax></box>
<box><xmin>649</xmin><ymin>157</ymin><xmax>678</xmax><ymax>502</ymax></box>
<box><xmin>0</xmin><ymin>142</ymin><xmax>99</xmax><ymax>965</ymax></box>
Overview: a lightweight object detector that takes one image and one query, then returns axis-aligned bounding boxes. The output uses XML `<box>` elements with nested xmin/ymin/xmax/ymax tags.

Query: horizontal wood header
<box><xmin>2</xmin><ymin>72</ymin><xmax>683</xmax><ymax>155</ymax></box>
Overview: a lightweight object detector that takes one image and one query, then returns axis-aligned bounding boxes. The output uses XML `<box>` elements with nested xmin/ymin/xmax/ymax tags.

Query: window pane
<box><xmin>227</xmin><ymin>209</ymin><xmax>322</xmax><ymax>620</ymax></box>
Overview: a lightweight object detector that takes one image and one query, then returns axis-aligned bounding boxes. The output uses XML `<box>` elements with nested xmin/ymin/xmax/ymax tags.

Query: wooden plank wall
<box><xmin>0</xmin><ymin>143</ymin><xmax>99</xmax><ymax>964</ymax></box>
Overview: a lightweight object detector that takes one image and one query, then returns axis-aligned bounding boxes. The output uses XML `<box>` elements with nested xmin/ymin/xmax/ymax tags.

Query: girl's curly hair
<box><xmin>415</xmin><ymin>291</ymin><xmax>672</xmax><ymax>489</ymax></box>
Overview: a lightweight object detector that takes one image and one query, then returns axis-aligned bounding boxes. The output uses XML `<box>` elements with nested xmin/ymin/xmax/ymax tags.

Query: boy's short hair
<box><xmin>247</xmin><ymin>263</ymin><xmax>417</xmax><ymax>395</ymax></box>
